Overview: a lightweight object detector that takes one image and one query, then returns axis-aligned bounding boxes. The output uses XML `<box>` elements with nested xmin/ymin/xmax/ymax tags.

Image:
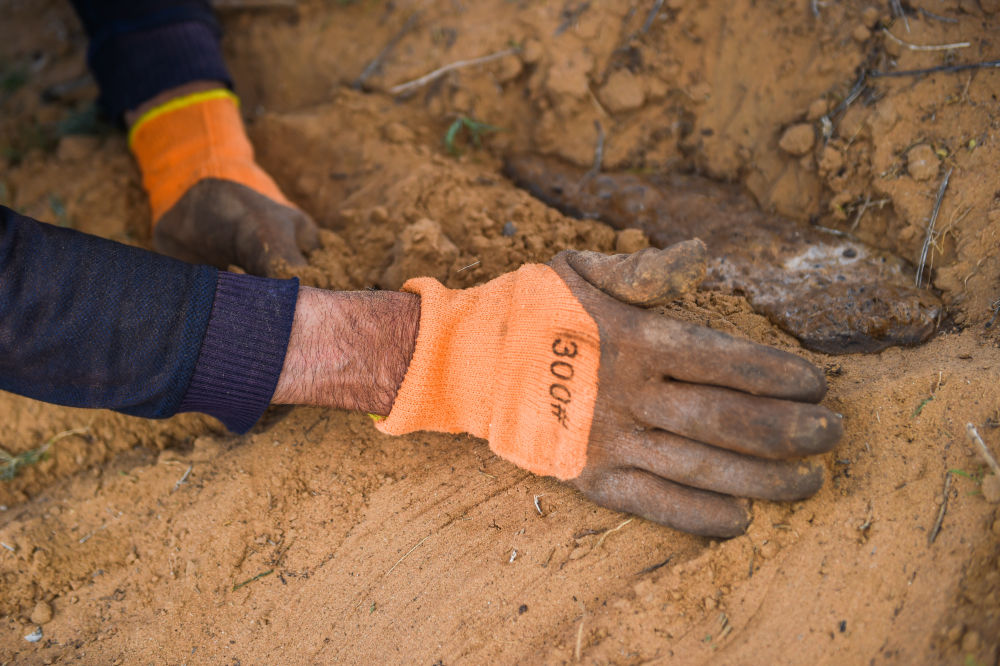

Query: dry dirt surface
<box><xmin>2</xmin><ymin>0</ymin><xmax>1000</xmax><ymax>663</ymax></box>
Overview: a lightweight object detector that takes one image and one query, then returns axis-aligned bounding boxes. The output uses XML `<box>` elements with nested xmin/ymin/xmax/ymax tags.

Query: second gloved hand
<box><xmin>130</xmin><ymin>88</ymin><xmax>318</xmax><ymax>276</ymax></box>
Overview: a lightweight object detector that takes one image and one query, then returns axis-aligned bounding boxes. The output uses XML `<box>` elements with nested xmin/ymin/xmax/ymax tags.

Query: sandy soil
<box><xmin>2</xmin><ymin>0</ymin><xmax>999</xmax><ymax>663</ymax></box>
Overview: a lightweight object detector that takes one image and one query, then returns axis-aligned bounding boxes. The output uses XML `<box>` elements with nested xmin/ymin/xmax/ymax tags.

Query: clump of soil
<box><xmin>1</xmin><ymin>1</ymin><xmax>999</xmax><ymax>664</ymax></box>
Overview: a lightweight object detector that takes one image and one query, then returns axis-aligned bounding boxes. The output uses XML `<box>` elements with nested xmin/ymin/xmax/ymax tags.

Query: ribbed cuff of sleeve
<box><xmin>176</xmin><ymin>271</ymin><xmax>299</xmax><ymax>434</ymax></box>
<box><xmin>88</xmin><ymin>20</ymin><xmax>232</xmax><ymax>120</ymax></box>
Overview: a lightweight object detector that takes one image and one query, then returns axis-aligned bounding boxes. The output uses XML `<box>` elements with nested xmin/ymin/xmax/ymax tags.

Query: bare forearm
<box><xmin>272</xmin><ymin>287</ymin><xmax>420</xmax><ymax>415</ymax></box>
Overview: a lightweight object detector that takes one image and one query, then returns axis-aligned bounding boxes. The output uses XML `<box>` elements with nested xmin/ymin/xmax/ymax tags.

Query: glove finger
<box><xmin>240</xmin><ymin>216</ymin><xmax>309</xmax><ymax>277</ymax></box>
<box><xmin>632</xmin><ymin>380</ymin><xmax>842</xmax><ymax>459</ymax></box>
<box><xmin>637</xmin><ymin>313</ymin><xmax>828</xmax><ymax>402</ymax></box>
<box><xmin>564</xmin><ymin>240</ymin><xmax>707</xmax><ymax>307</ymax></box>
<box><xmin>291</xmin><ymin>208</ymin><xmax>321</xmax><ymax>254</ymax></box>
<box><xmin>579</xmin><ymin>467</ymin><xmax>750</xmax><ymax>537</ymax></box>
<box><xmin>616</xmin><ymin>429</ymin><xmax>826</xmax><ymax>502</ymax></box>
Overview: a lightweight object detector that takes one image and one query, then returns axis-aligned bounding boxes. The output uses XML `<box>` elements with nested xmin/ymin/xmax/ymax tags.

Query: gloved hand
<box><xmin>129</xmin><ymin>88</ymin><xmax>318</xmax><ymax>276</ymax></box>
<box><xmin>376</xmin><ymin>241</ymin><xmax>842</xmax><ymax>537</ymax></box>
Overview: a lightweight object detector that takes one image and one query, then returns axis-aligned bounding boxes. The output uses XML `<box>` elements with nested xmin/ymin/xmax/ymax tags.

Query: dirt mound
<box><xmin>1</xmin><ymin>0</ymin><xmax>999</xmax><ymax>663</ymax></box>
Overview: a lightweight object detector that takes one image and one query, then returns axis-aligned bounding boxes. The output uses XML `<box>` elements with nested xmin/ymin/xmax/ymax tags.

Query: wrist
<box><xmin>272</xmin><ymin>287</ymin><xmax>420</xmax><ymax>414</ymax></box>
<box><xmin>125</xmin><ymin>80</ymin><xmax>226</xmax><ymax>129</ymax></box>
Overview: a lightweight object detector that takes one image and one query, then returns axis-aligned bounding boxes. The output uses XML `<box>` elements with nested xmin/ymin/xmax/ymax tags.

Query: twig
<box><xmin>232</xmin><ymin>568</ymin><xmax>274</xmax><ymax>591</ymax></box>
<box><xmin>916</xmin><ymin>168</ymin><xmax>952</xmax><ymax>288</ymax></box>
<box><xmin>595</xmin><ymin>517</ymin><xmax>633</xmax><ymax>549</ymax></box>
<box><xmin>850</xmin><ymin>195</ymin><xmax>891</xmax><ymax>231</ymax></box>
<box><xmin>889</xmin><ymin>0</ymin><xmax>910</xmax><ymax>33</ymax></box>
<box><xmin>641</xmin><ymin>0</ymin><xmax>665</xmax><ymax>33</ymax></box>
<box><xmin>555</xmin><ymin>2</ymin><xmax>592</xmax><ymax>36</ymax></box>
<box><xmin>389</xmin><ymin>48</ymin><xmax>518</xmax><ymax>95</ymax></box>
<box><xmin>457</xmin><ymin>260</ymin><xmax>480</xmax><ymax>273</ymax></box>
<box><xmin>353</xmin><ymin>12</ymin><xmax>421</xmax><ymax>90</ymax></box>
<box><xmin>918</xmin><ymin>8</ymin><xmax>958</xmax><ymax>23</ymax></box>
<box><xmin>173</xmin><ymin>464</ymin><xmax>193</xmax><ymax>493</ymax></box>
<box><xmin>635</xmin><ymin>555</ymin><xmax>672</xmax><ymax>575</ymax></box>
<box><xmin>810</xmin><ymin>0</ymin><xmax>820</xmax><ymax>18</ymax></box>
<box><xmin>882</xmin><ymin>28</ymin><xmax>969</xmax><ymax>52</ymax></box>
<box><xmin>928</xmin><ymin>472</ymin><xmax>951</xmax><ymax>545</ymax></box>
<box><xmin>533</xmin><ymin>495</ymin><xmax>544</xmax><ymax>516</ymax></box>
<box><xmin>1</xmin><ymin>542</ymin><xmax>15</xmax><ymax>552</ymax></box>
<box><xmin>385</xmin><ymin>534</ymin><xmax>431</xmax><ymax>575</ymax></box>
<box><xmin>574</xmin><ymin>120</ymin><xmax>605</xmax><ymax>192</ymax></box>
<box><xmin>967</xmin><ymin>423</ymin><xmax>1000</xmax><ymax>476</ymax></box>
<box><xmin>870</xmin><ymin>59</ymin><xmax>1000</xmax><ymax>78</ymax></box>
<box><xmin>574</xmin><ymin>611</ymin><xmax>586</xmax><ymax>661</ymax></box>
<box><xmin>987</xmin><ymin>298</ymin><xmax>1000</xmax><ymax>329</ymax></box>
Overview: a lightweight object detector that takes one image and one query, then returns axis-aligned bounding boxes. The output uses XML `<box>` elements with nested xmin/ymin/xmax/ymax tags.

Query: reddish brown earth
<box><xmin>1</xmin><ymin>1</ymin><xmax>999</xmax><ymax>663</ymax></box>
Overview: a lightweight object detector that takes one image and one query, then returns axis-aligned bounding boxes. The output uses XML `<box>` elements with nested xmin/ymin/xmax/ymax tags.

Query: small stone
<box><xmin>369</xmin><ymin>206</ymin><xmax>389</xmax><ymax>224</ymax></box>
<box><xmin>24</xmin><ymin>627</ymin><xmax>43</xmax><ymax>643</ymax></box>
<box><xmin>759</xmin><ymin>541</ymin><xmax>779</xmax><ymax>559</ymax></box>
<box><xmin>982</xmin><ymin>474</ymin><xmax>1000</xmax><ymax>504</ymax></box>
<box><xmin>806</xmin><ymin>98</ymin><xmax>829</xmax><ymax>121</ymax></box>
<box><xmin>861</xmin><ymin>7</ymin><xmax>880</xmax><ymax>28</ymax></box>
<box><xmin>852</xmin><ymin>25</ymin><xmax>872</xmax><ymax>43</ymax></box>
<box><xmin>703</xmin><ymin>596</ymin><xmax>716</xmax><ymax>611</ymax></box>
<box><xmin>615</xmin><ymin>228</ymin><xmax>649</xmax><ymax>254</ymax></box>
<box><xmin>520</xmin><ymin>38</ymin><xmax>543</xmax><ymax>65</ymax></box>
<box><xmin>906</xmin><ymin>144</ymin><xmax>939</xmax><ymax>181</ymax></box>
<box><xmin>779</xmin><ymin>124</ymin><xmax>815</xmax><ymax>156</ymax></box>
<box><xmin>884</xmin><ymin>36</ymin><xmax>903</xmax><ymax>57</ymax></box>
<box><xmin>383</xmin><ymin>122</ymin><xmax>415</xmax><ymax>144</ymax></box>
<box><xmin>961</xmin><ymin>629</ymin><xmax>981</xmax><ymax>653</ymax></box>
<box><xmin>599</xmin><ymin>69</ymin><xmax>646</xmax><ymax>113</ymax></box>
<box><xmin>946</xmin><ymin>623</ymin><xmax>964</xmax><ymax>644</ymax></box>
<box><xmin>30</xmin><ymin>601</ymin><xmax>53</xmax><ymax>625</ymax></box>
<box><xmin>502</xmin><ymin>221</ymin><xmax>517</xmax><ymax>237</ymax></box>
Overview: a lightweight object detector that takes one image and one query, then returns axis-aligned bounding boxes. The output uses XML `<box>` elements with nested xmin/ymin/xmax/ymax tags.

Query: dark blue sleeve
<box><xmin>67</xmin><ymin>0</ymin><xmax>231</xmax><ymax>119</ymax></box>
<box><xmin>0</xmin><ymin>206</ymin><xmax>298</xmax><ymax>433</ymax></box>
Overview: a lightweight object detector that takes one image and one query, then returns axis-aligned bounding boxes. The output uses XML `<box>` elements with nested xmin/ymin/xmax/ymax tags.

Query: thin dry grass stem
<box><xmin>595</xmin><ymin>517</ymin><xmax>633</xmax><ymax>549</ymax></box>
<box><xmin>389</xmin><ymin>48</ymin><xmax>518</xmax><ymax>95</ymax></box>
<box><xmin>966</xmin><ymin>423</ymin><xmax>1000</xmax><ymax>476</ymax></box>
<box><xmin>882</xmin><ymin>28</ymin><xmax>969</xmax><ymax>51</ymax></box>
<box><xmin>916</xmin><ymin>168</ymin><xmax>952</xmax><ymax>288</ymax></box>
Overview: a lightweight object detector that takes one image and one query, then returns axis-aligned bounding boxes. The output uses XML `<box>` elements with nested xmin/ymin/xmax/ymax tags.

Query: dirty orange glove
<box><xmin>129</xmin><ymin>88</ymin><xmax>292</xmax><ymax>223</ymax></box>
<box><xmin>377</xmin><ymin>243</ymin><xmax>844</xmax><ymax>536</ymax></box>
<box><xmin>376</xmin><ymin>264</ymin><xmax>601</xmax><ymax>479</ymax></box>
<box><xmin>127</xmin><ymin>88</ymin><xmax>318</xmax><ymax>276</ymax></box>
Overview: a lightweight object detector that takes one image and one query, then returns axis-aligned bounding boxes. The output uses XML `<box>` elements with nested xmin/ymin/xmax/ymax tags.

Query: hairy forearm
<box><xmin>272</xmin><ymin>287</ymin><xmax>420</xmax><ymax>415</ymax></box>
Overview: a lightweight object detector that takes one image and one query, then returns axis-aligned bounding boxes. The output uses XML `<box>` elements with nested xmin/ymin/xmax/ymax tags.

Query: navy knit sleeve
<box><xmin>67</xmin><ymin>0</ymin><xmax>231</xmax><ymax>119</ymax></box>
<box><xmin>0</xmin><ymin>206</ymin><xmax>298</xmax><ymax>433</ymax></box>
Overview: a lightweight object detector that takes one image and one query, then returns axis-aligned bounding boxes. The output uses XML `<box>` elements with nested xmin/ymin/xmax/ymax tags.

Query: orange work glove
<box><xmin>377</xmin><ymin>243</ymin><xmax>843</xmax><ymax>536</ymax></box>
<box><xmin>129</xmin><ymin>88</ymin><xmax>318</xmax><ymax>276</ymax></box>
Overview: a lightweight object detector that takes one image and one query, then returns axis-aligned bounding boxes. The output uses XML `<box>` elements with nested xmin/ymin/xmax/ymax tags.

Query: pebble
<box><xmin>945</xmin><ymin>623</ymin><xmax>964</xmax><ymax>643</ymax></box>
<box><xmin>24</xmin><ymin>627</ymin><xmax>43</xmax><ymax>643</ymax></box>
<box><xmin>502</xmin><ymin>221</ymin><xmax>517</xmax><ymax>237</ymax></box>
<box><xmin>30</xmin><ymin>600</ymin><xmax>53</xmax><ymax>625</ymax></box>
<box><xmin>806</xmin><ymin>98</ymin><xmax>829</xmax><ymax>121</ymax></box>
<box><xmin>906</xmin><ymin>144</ymin><xmax>939</xmax><ymax>181</ymax></box>
<box><xmin>599</xmin><ymin>69</ymin><xmax>646</xmax><ymax>113</ymax></box>
<box><xmin>861</xmin><ymin>6</ymin><xmax>880</xmax><ymax>28</ymax></box>
<box><xmin>962</xmin><ymin>629</ymin><xmax>981</xmax><ymax>652</ymax></box>
<box><xmin>779</xmin><ymin>124</ymin><xmax>815</xmax><ymax>156</ymax></box>
<box><xmin>852</xmin><ymin>25</ymin><xmax>872</xmax><ymax>43</ymax></box>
